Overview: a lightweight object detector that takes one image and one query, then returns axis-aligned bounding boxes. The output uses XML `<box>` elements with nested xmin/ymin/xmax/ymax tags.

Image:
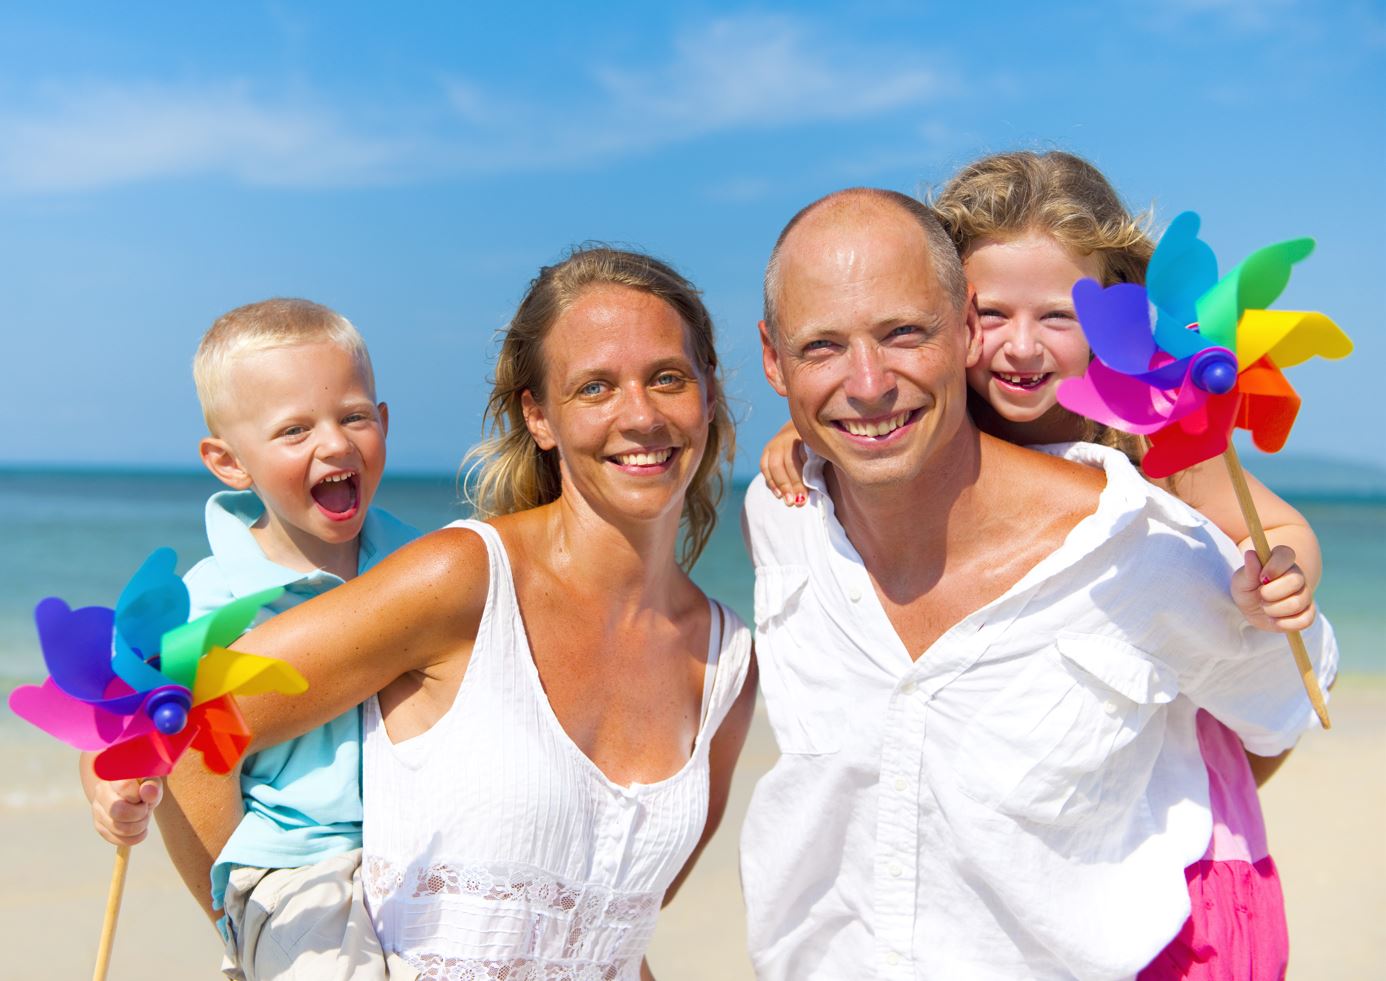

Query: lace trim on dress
<box><xmin>409</xmin><ymin>954</ymin><xmax>633</xmax><ymax>981</ymax></box>
<box><xmin>365</xmin><ymin>857</ymin><xmax>659</xmax><ymax>980</ymax></box>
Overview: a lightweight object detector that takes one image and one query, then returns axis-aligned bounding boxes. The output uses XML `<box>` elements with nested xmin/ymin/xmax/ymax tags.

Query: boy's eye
<box><xmin>280</xmin><ymin>425</ymin><xmax>308</xmax><ymax>437</ymax></box>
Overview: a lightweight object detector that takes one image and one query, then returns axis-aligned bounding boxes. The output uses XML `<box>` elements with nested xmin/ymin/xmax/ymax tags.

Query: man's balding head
<box><xmin>762</xmin><ymin>188</ymin><xmax>969</xmax><ymax>340</ymax></box>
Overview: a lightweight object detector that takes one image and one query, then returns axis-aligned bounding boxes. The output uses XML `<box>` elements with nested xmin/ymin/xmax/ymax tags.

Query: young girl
<box><xmin>760</xmin><ymin>151</ymin><xmax>1323</xmax><ymax>979</ymax></box>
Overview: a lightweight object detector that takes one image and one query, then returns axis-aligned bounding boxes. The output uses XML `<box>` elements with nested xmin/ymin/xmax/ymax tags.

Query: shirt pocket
<box><xmin>956</xmin><ymin>632</ymin><xmax>1179</xmax><ymax>825</ymax></box>
<box><xmin>753</xmin><ymin>564</ymin><xmax>843</xmax><ymax>755</ymax></box>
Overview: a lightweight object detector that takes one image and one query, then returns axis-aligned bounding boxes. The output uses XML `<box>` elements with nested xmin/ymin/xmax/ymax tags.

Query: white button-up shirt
<box><xmin>739</xmin><ymin>442</ymin><xmax>1337</xmax><ymax>981</ymax></box>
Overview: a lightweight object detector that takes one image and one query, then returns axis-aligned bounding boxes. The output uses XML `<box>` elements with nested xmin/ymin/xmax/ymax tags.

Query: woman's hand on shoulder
<box><xmin>760</xmin><ymin>420</ymin><xmax>808</xmax><ymax>506</ymax></box>
<box><xmin>1230</xmin><ymin>545</ymin><xmax>1317</xmax><ymax>634</ymax></box>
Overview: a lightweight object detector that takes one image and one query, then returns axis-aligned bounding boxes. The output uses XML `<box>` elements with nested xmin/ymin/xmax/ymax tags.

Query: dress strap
<box><xmin>700</xmin><ymin>600</ymin><xmax>723</xmax><ymax>727</ymax></box>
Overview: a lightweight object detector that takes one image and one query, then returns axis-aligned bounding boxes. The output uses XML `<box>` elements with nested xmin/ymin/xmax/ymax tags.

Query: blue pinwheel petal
<box><xmin>1071</xmin><ymin>279</ymin><xmax>1159</xmax><ymax>374</ymax></box>
<box><xmin>1147</xmin><ymin>212</ymin><xmax>1218</xmax><ymax>341</ymax></box>
<box><xmin>115</xmin><ymin>548</ymin><xmax>189</xmax><ymax>657</ymax></box>
<box><xmin>34</xmin><ymin>599</ymin><xmax>120</xmax><ymax>701</ymax></box>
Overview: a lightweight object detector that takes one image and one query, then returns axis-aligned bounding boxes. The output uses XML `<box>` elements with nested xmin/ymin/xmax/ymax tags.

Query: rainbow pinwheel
<box><xmin>1057</xmin><ymin>211</ymin><xmax>1352</xmax><ymax>729</ymax></box>
<box><xmin>1057</xmin><ymin>211</ymin><xmax>1353</xmax><ymax>479</ymax></box>
<box><xmin>9</xmin><ymin>548</ymin><xmax>307</xmax><ymax>780</ymax></box>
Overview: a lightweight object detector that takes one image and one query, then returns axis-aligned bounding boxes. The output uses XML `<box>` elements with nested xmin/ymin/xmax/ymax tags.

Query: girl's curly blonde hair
<box><xmin>931</xmin><ymin>150</ymin><xmax>1155</xmax><ymax>459</ymax></box>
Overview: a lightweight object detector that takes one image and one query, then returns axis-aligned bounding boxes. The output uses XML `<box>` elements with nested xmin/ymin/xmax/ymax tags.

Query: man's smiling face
<box><xmin>761</xmin><ymin>196</ymin><xmax>980</xmax><ymax>491</ymax></box>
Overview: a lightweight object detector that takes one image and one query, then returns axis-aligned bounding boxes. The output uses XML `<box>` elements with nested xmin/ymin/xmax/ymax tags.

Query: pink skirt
<box><xmin>1138</xmin><ymin>711</ymin><xmax>1289</xmax><ymax>981</ymax></box>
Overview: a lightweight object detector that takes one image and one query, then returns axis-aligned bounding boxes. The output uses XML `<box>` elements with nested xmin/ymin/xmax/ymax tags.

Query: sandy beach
<box><xmin>1</xmin><ymin>678</ymin><xmax>1380</xmax><ymax>980</ymax></box>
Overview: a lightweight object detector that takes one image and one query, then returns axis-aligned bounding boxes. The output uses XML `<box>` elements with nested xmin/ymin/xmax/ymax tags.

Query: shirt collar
<box><xmin>203</xmin><ymin>490</ymin><xmax>355</xmax><ymax>598</ymax></box>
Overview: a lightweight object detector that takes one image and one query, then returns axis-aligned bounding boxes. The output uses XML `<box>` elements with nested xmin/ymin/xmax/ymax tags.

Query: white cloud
<box><xmin>0</xmin><ymin>81</ymin><xmax>412</xmax><ymax>192</ymax></box>
<box><xmin>451</xmin><ymin>14</ymin><xmax>952</xmax><ymax>168</ymax></box>
<box><xmin>0</xmin><ymin>13</ymin><xmax>955</xmax><ymax>193</ymax></box>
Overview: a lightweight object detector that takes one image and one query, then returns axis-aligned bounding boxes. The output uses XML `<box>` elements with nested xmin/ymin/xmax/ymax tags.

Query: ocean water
<box><xmin>1</xmin><ymin>467</ymin><xmax>1382</xmax><ymax>687</ymax></box>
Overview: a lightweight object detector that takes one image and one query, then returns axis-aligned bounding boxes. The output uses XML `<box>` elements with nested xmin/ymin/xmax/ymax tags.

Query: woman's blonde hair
<box><xmin>463</xmin><ymin>245</ymin><xmax>733</xmax><ymax>569</ymax></box>
<box><xmin>931</xmin><ymin>150</ymin><xmax>1154</xmax><ymax>459</ymax></box>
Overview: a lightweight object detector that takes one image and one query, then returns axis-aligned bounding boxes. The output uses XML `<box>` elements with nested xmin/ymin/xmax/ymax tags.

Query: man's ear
<box><xmin>378</xmin><ymin>401</ymin><xmax>390</xmax><ymax>437</ymax></box>
<box><xmin>962</xmin><ymin>285</ymin><xmax>982</xmax><ymax>368</ymax></box>
<box><xmin>520</xmin><ymin>390</ymin><xmax>556</xmax><ymax>451</ymax></box>
<box><xmin>200</xmin><ymin>436</ymin><xmax>253</xmax><ymax>490</ymax></box>
<box><xmin>759</xmin><ymin>320</ymin><xmax>789</xmax><ymax>397</ymax></box>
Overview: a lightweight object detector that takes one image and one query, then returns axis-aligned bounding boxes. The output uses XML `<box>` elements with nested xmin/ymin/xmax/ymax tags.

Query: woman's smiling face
<box><xmin>522</xmin><ymin>284</ymin><xmax>712</xmax><ymax>525</ymax></box>
<box><xmin>964</xmin><ymin>231</ymin><xmax>1104</xmax><ymax>425</ymax></box>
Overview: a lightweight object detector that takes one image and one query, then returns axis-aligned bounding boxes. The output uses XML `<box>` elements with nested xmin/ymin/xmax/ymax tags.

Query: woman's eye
<box><xmin>654</xmin><ymin>372</ymin><xmax>685</xmax><ymax>388</ymax></box>
<box><xmin>578</xmin><ymin>381</ymin><xmax>607</xmax><ymax>397</ymax></box>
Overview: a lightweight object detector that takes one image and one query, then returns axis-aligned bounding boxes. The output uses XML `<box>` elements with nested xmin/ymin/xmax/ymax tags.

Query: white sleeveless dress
<box><xmin>362</xmin><ymin>519</ymin><xmax>753</xmax><ymax>981</ymax></box>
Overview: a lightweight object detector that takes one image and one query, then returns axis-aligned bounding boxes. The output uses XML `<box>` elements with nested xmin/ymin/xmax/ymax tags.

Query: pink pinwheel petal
<box><xmin>7</xmin><ymin>679</ymin><xmax>150</xmax><ymax>751</ymax></box>
<box><xmin>1057</xmin><ymin>361</ymin><xmax>1205</xmax><ymax>434</ymax></box>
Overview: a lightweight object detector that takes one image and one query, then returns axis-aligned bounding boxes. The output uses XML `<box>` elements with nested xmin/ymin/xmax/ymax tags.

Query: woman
<box><xmin>224</xmin><ymin>246</ymin><xmax>756</xmax><ymax>979</ymax></box>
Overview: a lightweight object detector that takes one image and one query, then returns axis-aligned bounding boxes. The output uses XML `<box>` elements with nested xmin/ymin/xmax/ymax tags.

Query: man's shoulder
<box><xmin>741</xmin><ymin>474</ymin><xmax>817</xmax><ymax>567</ymax></box>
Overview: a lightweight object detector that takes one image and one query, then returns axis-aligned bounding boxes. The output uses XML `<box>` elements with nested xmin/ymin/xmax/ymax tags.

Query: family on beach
<box><xmin>81</xmin><ymin>151</ymin><xmax>1337</xmax><ymax>981</ymax></box>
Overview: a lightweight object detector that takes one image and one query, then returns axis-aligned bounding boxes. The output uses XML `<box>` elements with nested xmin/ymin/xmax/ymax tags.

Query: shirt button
<box><xmin>889</xmin><ymin>862</ymin><xmax>903</xmax><ymax>877</ymax></box>
<box><xmin>900</xmin><ymin>680</ymin><xmax>916</xmax><ymax>696</ymax></box>
<box><xmin>886</xmin><ymin>951</ymin><xmax>901</xmax><ymax>966</ymax></box>
<box><xmin>848</xmin><ymin>586</ymin><xmax>862</xmax><ymax>602</ymax></box>
<box><xmin>894</xmin><ymin>777</ymin><xmax>907</xmax><ymax>792</ymax></box>
<box><xmin>1102</xmin><ymin>699</ymin><xmax>1121</xmax><ymax>717</ymax></box>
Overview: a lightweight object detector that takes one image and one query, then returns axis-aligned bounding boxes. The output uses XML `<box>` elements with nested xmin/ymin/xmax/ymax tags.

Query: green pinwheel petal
<box><xmin>156</xmin><ymin>587</ymin><xmax>284</xmax><ymax>690</ymax></box>
<box><xmin>1195</xmin><ymin>237</ymin><xmax>1315</xmax><ymax>350</ymax></box>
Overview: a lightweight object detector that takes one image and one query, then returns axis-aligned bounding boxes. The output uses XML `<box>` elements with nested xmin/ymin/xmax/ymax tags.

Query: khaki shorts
<box><xmin>220</xmin><ymin>848</ymin><xmax>417</xmax><ymax>981</ymax></box>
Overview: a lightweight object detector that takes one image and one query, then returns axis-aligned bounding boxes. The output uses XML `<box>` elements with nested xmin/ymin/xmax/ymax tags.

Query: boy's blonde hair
<box><xmin>193</xmin><ymin>298</ymin><xmax>375</xmax><ymax>433</ymax></box>
<box><xmin>463</xmin><ymin>245</ymin><xmax>734</xmax><ymax>571</ymax></box>
<box><xmin>931</xmin><ymin>150</ymin><xmax>1154</xmax><ymax>459</ymax></box>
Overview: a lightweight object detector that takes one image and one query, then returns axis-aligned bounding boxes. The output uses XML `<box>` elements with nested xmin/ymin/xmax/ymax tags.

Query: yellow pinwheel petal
<box><xmin>191</xmin><ymin>646</ymin><xmax>309</xmax><ymax>705</ymax></box>
<box><xmin>1236</xmin><ymin>309</ymin><xmax>1353</xmax><ymax>371</ymax></box>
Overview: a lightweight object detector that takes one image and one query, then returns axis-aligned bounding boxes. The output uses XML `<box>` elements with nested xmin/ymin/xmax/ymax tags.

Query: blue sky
<box><xmin>3</xmin><ymin>1</ymin><xmax>1383</xmax><ymax>475</ymax></box>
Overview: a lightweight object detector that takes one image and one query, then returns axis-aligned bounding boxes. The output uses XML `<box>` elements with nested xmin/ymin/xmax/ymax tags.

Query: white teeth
<box><xmin>841</xmin><ymin>411</ymin><xmax>911</xmax><ymax>437</ymax></box>
<box><xmin>614</xmin><ymin>449</ymin><xmax>673</xmax><ymax>466</ymax></box>
<box><xmin>317</xmin><ymin>473</ymin><xmax>354</xmax><ymax>484</ymax></box>
<box><xmin>997</xmin><ymin>372</ymin><xmax>1046</xmax><ymax>386</ymax></box>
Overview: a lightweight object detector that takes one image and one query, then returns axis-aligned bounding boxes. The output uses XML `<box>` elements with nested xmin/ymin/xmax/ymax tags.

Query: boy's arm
<box><xmin>156</xmin><ymin>756</ymin><xmax>244</xmax><ymax>922</ymax></box>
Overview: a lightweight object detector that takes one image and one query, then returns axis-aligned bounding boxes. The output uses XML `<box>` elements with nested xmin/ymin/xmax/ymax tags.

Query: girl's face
<box><xmin>964</xmin><ymin>231</ymin><xmax>1104</xmax><ymax>424</ymax></box>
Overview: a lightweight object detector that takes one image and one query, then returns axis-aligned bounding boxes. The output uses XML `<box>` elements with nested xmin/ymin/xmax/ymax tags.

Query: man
<box><xmin>739</xmin><ymin>189</ymin><xmax>1335</xmax><ymax>979</ymax></box>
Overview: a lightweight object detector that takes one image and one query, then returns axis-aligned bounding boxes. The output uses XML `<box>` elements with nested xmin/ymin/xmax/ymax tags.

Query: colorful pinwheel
<box><xmin>1058</xmin><ymin>211</ymin><xmax>1353</xmax><ymax>479</ymax></box>
<box><xmin>9</xmin><ymin>548</ymin><xmax>306</xmax><ymax>779</ymax></box>
<box><xmin>1057</xmin><ymin>211</ymin><xmax>1352</xmax><ymax>728</ymax></box>
<box><xmin>7</xmin><ymin>548</ymin><xmax>306</xmax><ymax>981</ymax></box>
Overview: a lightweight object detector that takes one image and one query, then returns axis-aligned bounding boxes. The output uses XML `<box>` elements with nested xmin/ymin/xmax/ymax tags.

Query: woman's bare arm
<box><xmin>233</xmin><ymin>526</ymin><xmax>490</xmax><ymax>754</ymax></box>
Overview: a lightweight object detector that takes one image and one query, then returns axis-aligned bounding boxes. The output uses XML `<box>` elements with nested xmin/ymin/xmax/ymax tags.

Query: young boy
<box><xmin>80</xmin><ymin>298</ymin><xmax>418</xmax><ymax>980</ymax></box>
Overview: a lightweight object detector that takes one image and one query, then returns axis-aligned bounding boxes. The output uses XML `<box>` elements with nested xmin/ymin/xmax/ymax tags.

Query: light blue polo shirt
<box><xmin>184</xmin><ymin>490</ymin><xmax>418</xmax><ymax>913</ymax></box>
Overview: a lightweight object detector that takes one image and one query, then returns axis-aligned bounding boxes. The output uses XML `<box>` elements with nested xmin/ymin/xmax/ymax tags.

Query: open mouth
<box><xmin>310</xmin><ymin>472</ymin><xmax>360</xmax><ymax>520</ymax></box>
<box><xmin>993</xmin><ymin>371</ymin><xmax>1052</xmax><ymax>392</ymax></box>
<box><xmin>831</xmin><ymin>409</ymin><xmax>918</xmax><ymax>441</ymax></box>
<box><xmin>609</xmin><ymin>447</ymin><xmax>678</xmax><ymax>472</ymax></box>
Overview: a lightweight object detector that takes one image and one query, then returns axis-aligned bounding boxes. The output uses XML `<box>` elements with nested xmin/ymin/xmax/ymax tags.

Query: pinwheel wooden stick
<box><xmin>93</xmin><ymin>846</ymin><xmax>131</xmax><ymax>981</ymax></box>
<box><xmin>1058</xmin><ymin>211</ymin><xmax>1351</xmax><ymax>730</ymax></box>
<box><xmin>1222</xmin><ymin>444</ymin><xmax>1330</xmax><ymax>727</ymax></box>
<box><xmin>7</xmin><ymin>549</ymin><xmax>305</xmax><ymax>980</ymax></box>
